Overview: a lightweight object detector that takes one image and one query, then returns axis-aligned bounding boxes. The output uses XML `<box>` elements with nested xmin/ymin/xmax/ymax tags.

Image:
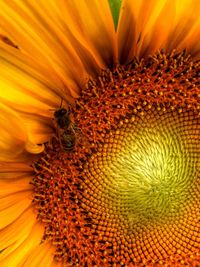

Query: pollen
<box><xmin>31</xmin><ymin>50</ymin><xmax>200</xmax><ymax>266</ymax></box>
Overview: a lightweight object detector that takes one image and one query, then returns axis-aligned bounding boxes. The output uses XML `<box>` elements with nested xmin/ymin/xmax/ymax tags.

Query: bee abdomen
<box><xmin>61</xmin><ymin>130</ymin><xmax>76</xmax><ymax>151</ymax></box>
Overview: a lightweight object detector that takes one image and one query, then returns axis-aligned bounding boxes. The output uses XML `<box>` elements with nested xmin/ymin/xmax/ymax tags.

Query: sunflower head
<box><xmin>0</xmin><ymin>1</ymin><xmax>199</xmax><ymax>267</ymax></box>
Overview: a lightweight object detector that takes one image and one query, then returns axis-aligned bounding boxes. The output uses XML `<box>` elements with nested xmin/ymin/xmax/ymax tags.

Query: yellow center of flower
<box><xmin>32</xmin><ymin>50</ymin><xmax>200</xmax><ymax>266</ymax></box>
<box><xmin>83</xmin><ymin>109</ymin><xmax>198</xmax><ymax>226</ymax></box>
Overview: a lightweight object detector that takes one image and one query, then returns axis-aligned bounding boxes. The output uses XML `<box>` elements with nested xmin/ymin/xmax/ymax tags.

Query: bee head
<box><xmin>54</xmin><ymin>108</ymin><xmax>68</xmax><ymax>118</ymax></box>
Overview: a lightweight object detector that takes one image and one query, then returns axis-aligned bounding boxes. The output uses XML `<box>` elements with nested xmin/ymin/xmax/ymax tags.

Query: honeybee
<box><xmin>59</xmin><ymin>129</ymin><xmax>76</xmax><ymax>151</ymax></box>
<box><xmin>54</xmin><ymin>108</ymin><xmax>71</xmax><ymax>129</ymax></box>
<box><xmin>53</xmin><ymin>104</ymin><xmax>77</xmax><ymax>151</ymax></box>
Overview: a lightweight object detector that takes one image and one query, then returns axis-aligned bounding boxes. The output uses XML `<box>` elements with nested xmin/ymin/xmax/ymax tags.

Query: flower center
<box><xmin>83</xmin><ymin>109</ymin><xmax>198</xmax><ymax>226</ymax></box>
<box><xmin>32</xmin><ymin>50</ymin><xmax>200</xmax><ymax>266</ymax></box>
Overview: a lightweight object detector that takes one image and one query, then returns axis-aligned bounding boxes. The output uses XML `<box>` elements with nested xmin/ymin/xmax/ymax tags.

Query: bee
<box><xmin>60</xmin><ymin>129</ymin><xmax>76</xmax><ymax>151</ymax></box>
<box><xmin>53</xmin><ymin>102</ymin><xmax>78</xmax><ymax>152</ymax></box>
<box><xmin>54</xmin><ymin>108</ymin><xmax>71</xmax><ymax>129</ymax></box>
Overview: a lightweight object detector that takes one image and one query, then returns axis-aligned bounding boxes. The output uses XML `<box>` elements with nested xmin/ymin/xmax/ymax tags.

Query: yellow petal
<box><xmin>0</xmin><ymin>210</ymin><xmax>44</xmax><ymax>267</ymax></box>
<box><xmin>0</xmin><ymin>104</ymin><xmax>27</xmax><ymax>161</ymax></box>
<box><xmin>140</xmin><ymin>0</ymin><xmax>200</xmax><ymax>60</ymax></box>
<box><xmin>0</xmin><ymin>44</ymin><xmax>64</xmax><ymax>112</ymax></box>
<box><xmin>170</xmin><ymin>0</ymin><xmax>200</xmax><ymax>59</ymax></box>
<box><xmin>117</xmin><ymin>0</ymin><xmax>166</xmax><ymax>62</ymax></box>
<box><xmin>139</xmin><ymin>0</ymin><xmax>176</xmax><ymax>57</ymax></box>
<box><xmin>21</xmin><ymin>113</ymin><xmax>53</xmax><ymax>145</ymax></box>
<box><xmin>0</xmin><ymin>33</ymin><xmax>19</xmax><ymax>49</ymax></box>
<box><xmin>0</xmin><ymin>1</ymin><xmax>87</xmax><ymax>96</ymax></box>
<box><xmin>0</xmin><ymin>178</ymin><xmax>32</xmax><ymax>198</ymax></box>
<box><xmin>0</xmin><ymin>162</ymin><xmax>33</xmax><ymax>174</ymax></box>
<box><xmin>0</xmin><ymin>162</ymin><xmax>33</xmax><ymax>197</ymax></box>
<box><xmin>25</xmin><ymin>141</ymin><xmax>44</xmax><ymax>154</ymax></box>
<box><xmin>117</xmin><ymin>0</ymin><xmax>200</xmax><ymax>62</ymax></box>
<box><xmin>0</xmin><ymin>42</ymin><xmax>79</xmax><ymax>145</ymax></box>
<box><xmin>0</xmin><ymin>208</ymin><xmax>37</xmax><ymax>256</ymax></box>
<box><xmin>57</xmin><ymin>0</ymin><xmax>117</xmax><ymax>68</ymax></box>
<box><xmin>117</xmin><ymin>0</ymin><xmax>140</xmax><ymax>63</ymax></box>
<box><xmin>0</xmin><ymin>191</ymin><xmax>33</xmax><ymax>229</ymax></box>
<box><xmin>0</xmin><ymin>104</ymin><xmax>44</xmax><ymax>159</ymax></box>
<box><xmin>0</xmin><ymin>50</ymin><xmax>54</xmax><ymax>146</ymax></box>
<box><xmin>0</xmin><ymin>177</ymin><xmax>33</xmax><ymax>199</ymax></box>
<box><xmin>51</xmin><ymin>260</ymin><xmax>63</xmax><ymax>267</ymax></box>
<box><xmin>0</xmin><ymin>39</ymin><xmax>79</xmax><ymax>103</ymax></box>
<box><xmin>21</xmin><ymin>241</ymin><xmax>55</xmax><ymax>267</ymax></box>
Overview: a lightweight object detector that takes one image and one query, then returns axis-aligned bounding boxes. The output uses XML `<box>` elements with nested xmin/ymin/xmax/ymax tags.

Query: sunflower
<box><xmin>0</xmin><ymin>0</ymin><xmax>199</xmax><ymax>266</ymax></box>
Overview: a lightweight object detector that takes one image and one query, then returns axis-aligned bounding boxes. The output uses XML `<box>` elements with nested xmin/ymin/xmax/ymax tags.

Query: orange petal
<box><xmin>0</xmin><ymin>163</ymin><xmax>33</xmax><ymax>197</ymax></box>
<box><xmin>151</xmin><ymin>0</ymin><xmax>200</xmax><ymax>58</ymax></box>
<box><xmin>0</xmin><ymin>104</ymin><xmax>27</xmax><ymax>161</ymax></box>
<box><xmin>0</xmin><ymin>209</ymin><xmax>44</xmax><ymax>267</ymax></box>
<box><xmin>51</xmin><ymin>260</ymin><xmax>63</xmax><ymax>267</ymax></box>
<box><xmin>21</xmin><ymin>113</ymin><xmax>53</xmax><ymax>145</ymax></box>
<box><xmin>0</xmin><ymin>49</ymin><xmax>54</xmax><ymax>145</ymax></box>
<box><xmin>0</xmin><ymin>191</ymin><xmax>33</xmax><ymax>229</ymax></box>
<box><xmin>0</xmin><ymin>208</ymin><xmax>37</xmax><ymax>255</ymax></box>
<box><xmin>117</xmin><ymin>0</ymin><xmax>200</xmax><ymax>62</ymax></box>
<box><xmin>0</xmin><ymin>178</ymin><xmax>32</xmax><ymax>198</ymax></box>
<box><xmin>0</xmin><ymin>1</ymin><xmax>87</xmax><ymax>97</ymax></box>
<box><xmin>0</xmin><ymin>45</ymin><xmax>58</xmax><ymax>143</ymax></box>
<box><xmin>117</xmin><ymin>0</ymin><xmax>142</xmax><ymax>63</ymax></box>
<box><xmin>171</xmin><ymin>0</ymin><xmax>200</xmax><ymax>59</ymax></box>
<box><xmin>0</xmin><ymin>33</ymin><xmax>19</xmax><ymax>49</ymax></box>
<box><xmin>0</xmin><ymin>44</ymin><xmax>69</xmax><ymax>105</ymax></box>
<box><xmin>57</xmin><ymin>0</ymin><xmax>117</xmax><ymax>68</ymax></box>
<box><xmin>0</xmin><ymin>162</ymin><xmax>33</xmax><ymax>174</ymax></box>
<box><xmin>0</xmin><ymin>104</ymin><xmax>44</xmax><ymax>160</ymax></box>
<box><xmin>139</xmin><ymin>0</ymin><xmax>176</xmax><ymax>57</ymax></box>
<box><xmin>117</xmin><ymin>0</ymin><xmax>166</xmax><ymax>63</ymax></box>
<box><xmin>21</xmin><ymin>241</ymin><xmax>55</xmax><ymax>267</ymax></box>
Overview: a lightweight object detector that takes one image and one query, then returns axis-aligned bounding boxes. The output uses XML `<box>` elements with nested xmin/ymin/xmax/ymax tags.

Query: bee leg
<box><xmin>48</xmin><ymin>132</ymin><xmax>59</xmax><ymax>149</ymax></box>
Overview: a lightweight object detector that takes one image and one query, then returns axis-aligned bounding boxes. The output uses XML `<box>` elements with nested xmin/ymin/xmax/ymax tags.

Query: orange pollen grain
<box><xmin>31</xmin><ymin>50</ymin><xmax>200</xmax><ymax>267</ymax></box>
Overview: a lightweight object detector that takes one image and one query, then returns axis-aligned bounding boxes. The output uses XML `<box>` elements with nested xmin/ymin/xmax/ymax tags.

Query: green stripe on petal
<box><xmin>108</xmin><ymin>0</ymin><xmax>122</xmax><ymax>29</ymax></box>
